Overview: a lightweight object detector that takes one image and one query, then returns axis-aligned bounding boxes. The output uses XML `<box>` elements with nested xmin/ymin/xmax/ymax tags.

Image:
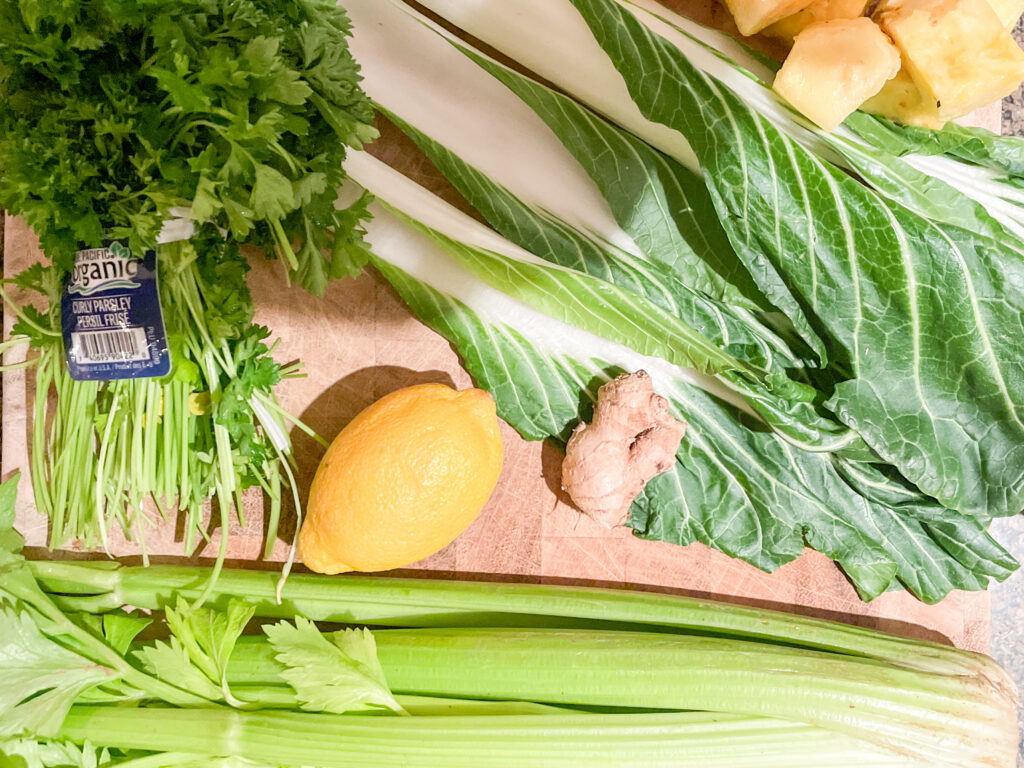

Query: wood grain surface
<box><xmin>1</xmin><ymin>0</ymin><xmax>1005</xmax><ymax>654</ymax></box>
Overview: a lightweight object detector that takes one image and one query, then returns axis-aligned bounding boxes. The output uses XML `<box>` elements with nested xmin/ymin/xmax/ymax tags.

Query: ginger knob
<box><xmin>561</xmin><ymin>370</ymin><xmax>687</xmax><ymax>527</ymax></box>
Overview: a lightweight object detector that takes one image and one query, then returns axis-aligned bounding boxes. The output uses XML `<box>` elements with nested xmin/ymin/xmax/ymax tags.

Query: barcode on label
<box><xmin>71</xmin><ymin>328</ymin><xmax>149</xmax><ymax>363</ymax></box>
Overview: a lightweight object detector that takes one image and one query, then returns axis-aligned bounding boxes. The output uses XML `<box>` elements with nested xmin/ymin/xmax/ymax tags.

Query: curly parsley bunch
<box><xmin>0</xmin><ymin>0</ymin><xmax>377</xmax><ymax>294</ymax></box>
<box><xmin>0</xmin><ymin>0</ymin><xmax>377</xmax><ymax>588</ymax></box>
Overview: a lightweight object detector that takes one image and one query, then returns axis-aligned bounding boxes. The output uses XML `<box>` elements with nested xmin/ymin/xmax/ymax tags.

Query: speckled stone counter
<box><xmin>991</xmin><ymin>514</ymin><xmax>1024</xmax><ymax>762</ymax></box>
<box><xmin>1004</xmin><ymin>21</ymin><xmax>1024</xmax><ymax>137</ymax></box>
<box><xmin>995</xmin><ymin>23</ymin><xmax>1024</xmax><ymax>764</ymax></box>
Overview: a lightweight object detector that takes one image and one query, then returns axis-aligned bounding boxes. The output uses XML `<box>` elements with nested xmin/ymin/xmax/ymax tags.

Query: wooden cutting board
<box><xmin>1</xmin><ymin>0</ymin><xmax>1003</xmax><ymax>653</ymax></box>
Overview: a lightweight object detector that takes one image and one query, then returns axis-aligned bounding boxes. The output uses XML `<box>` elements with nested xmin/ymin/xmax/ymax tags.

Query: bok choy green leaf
<box><xmin>344</xmin><ymin>151</ymin><xmax>1015</xmax><ymax>602</ymax></box>
<box><xmin>405</xmin><ymin>0</ymin><xmax>1024</xmax><ymax>524</ymax></box>
<box><xmin>344</xmin><ymin>0</ymin><xmax>867</xmax><ymax>458</ymax></box>
<box><xmin>566</xmin><ymin>0</ymin><xmax>1024</xmax><ymax>519</ymax></box>
<box><xmin>339</xmin><ymin>0</ymin><xmax>1018</xmax><ymax>601</ymax></box>
<box><xmin>411</xmin><ymin>0</ymin><xmax>1024</xmax><ymax>520</ymax></box>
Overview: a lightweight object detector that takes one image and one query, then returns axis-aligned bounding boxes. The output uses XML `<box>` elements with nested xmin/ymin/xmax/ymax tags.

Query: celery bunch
<box><xmin>0</xmin><ymin>482</ymin><xmax>1016</xmax><ymax>768</ymax></box>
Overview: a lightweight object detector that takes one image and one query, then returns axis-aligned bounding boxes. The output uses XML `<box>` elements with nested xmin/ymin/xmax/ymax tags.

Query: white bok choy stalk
<box><xmin>343</xmin><ymin>0</ymin><xmax>855</xmax><ymax>452</ymax></box>
<box><xmin>412</xmin><ymin>0</ymin><xmax>1024</xmax><ymax>242</ymax></box>
<box><xmin>390</xmin><ymin>0</ymin><xmax>1024</xmax><ymax>525</ymax></box>
<box><xmin>345</xmin><ymin>149</ymin><xmax>1015</xmax><ymax>604</ymax></box>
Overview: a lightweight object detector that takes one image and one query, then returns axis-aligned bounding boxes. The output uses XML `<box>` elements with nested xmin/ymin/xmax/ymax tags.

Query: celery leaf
<box><xmin>74</xmin><ymin>613</ymin><xmax>152</xmax><ymax>658</ymax></box>
<box><xmin>134</xmin><ymin>597</ymin><xmax>254</xmax><ymax>705</ymax></box>
<box><xmin>264</xmin><ymin>618</ymin><xmax>404</xmax><ymax>715</ymax></box>
<box><xmin>99</xmin><ymin>614</ymin><xmax>152</xmax><ymax>658</ymax></box>
<box><xmin>0</xmin><ymin>474</ymin><xmax>23</xmax><ymax>560</ymax></box>
<box><xmin>132</xmin><ymin>638</ymin><xmax>223</xmax><ymax>704</ymax></box>
<box><xmin>0</xmin><ymin>603</ymin><xmax>115</xmax><ymax>738</ymax></box>
<box><xmin>164</xmin><ymin>596</ymin><xmax>255</xmax><ymax>686</ymax></box>
<box><xmin>0</xmin><ymin>738</ymin><xmax>112</xmax><ymax>768</ymax></box>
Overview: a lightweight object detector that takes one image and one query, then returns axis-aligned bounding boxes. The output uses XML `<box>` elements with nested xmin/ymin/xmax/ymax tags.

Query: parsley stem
<box><xmin>273</xmin><ymin>451</ymin><xmax>302</xmax><ymax>604</ymax></box>
<box><xmin>115</xmin><ymin>407</ymin><xmax>132</xmax><ymax>556</ymax></box>
<box><xmin>145</xmin><ymin>381</ymin><xmax>160</xmax><ymax>503</ymax></box>
<box><xmin>32</xmin><ymin>352</ymin><xmax>56</xmax><ymax>532</ymax></box>
<box><xmin>94</xmin><ymin>389</ymin><xmax>120</xmax><ymax>556</ymax></box>
<box><xmin>130</xmin><ymin>383</ymin><xmax>146</xmax><ymax>519</ymax></box>
<box><xmin>251</xmin><ymin>391</ymin><xmax>328</xmax><ymax>448</ymax></box>
<box><xmin>162</xmin><ymin>384</ymin><xmax>175</xmax><ymax>504</ymax></box>
<box><xmin>0</xmin><ymin>333</ymin><xmax>31</xmax><ymax>351</ymax></box>
<box><xmin>263</xmin><ymin>467</ymin><xmax>282</xmax><ymax>561</ymax></box>
<box><xmin>271</xmin><ymin>219</ymin><xmax>300</xmax><ymax>271</ymax></box>
<box><xmin>269</xmin><ymin>140</ymin><xmax>300</xmax><ymax>175</ymax></box>
<box><xmin>0</xmin><ymin>357</ymin><xmax>40</xmax><ymax>371</ymax></box>
<box><xmin>0</xmin><ymin>283</ymin><xmax>61</xmax><ymax>337</ymax></box>
<box><xmin>176</xmin><ymin>382</ymin><xmax>190</xmax><ymax>525</ymax></box>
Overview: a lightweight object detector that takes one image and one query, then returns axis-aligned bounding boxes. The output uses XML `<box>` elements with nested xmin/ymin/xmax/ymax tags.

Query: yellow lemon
<box><xmin>298</xmin><ymin>383</ymin><xmax>503</xmax><ymax>574</ymax></box>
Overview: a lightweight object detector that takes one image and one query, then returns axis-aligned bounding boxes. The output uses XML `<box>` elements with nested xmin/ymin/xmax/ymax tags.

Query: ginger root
<box><xmin>561</xmin><ymin>370</ymin><xmax>687</xmax><ymax>527</ymax></box>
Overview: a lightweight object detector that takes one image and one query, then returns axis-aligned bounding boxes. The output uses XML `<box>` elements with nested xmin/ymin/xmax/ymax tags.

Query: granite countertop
<box><xmin>991</xmin><ymin>21</ymin><xmax>1024</xmax><ymax>765</ymax></box>
<box><xmin>992</xmin><ymin>513</ymin><xmax>1024</xmax><ymax>764</ymax></box>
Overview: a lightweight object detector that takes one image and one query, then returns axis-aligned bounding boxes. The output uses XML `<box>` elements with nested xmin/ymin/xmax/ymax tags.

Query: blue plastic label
<box><xmin>61</xmin><ymin>242</ymin><xmax>171</xmax><ymax>381</ymax></box>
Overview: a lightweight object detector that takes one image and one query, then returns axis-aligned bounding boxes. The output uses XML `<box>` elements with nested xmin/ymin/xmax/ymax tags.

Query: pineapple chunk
<box><xmin>722</xmin><ymin>0</ymin><xmax>816</xmax><ymax>36</ymax></box>
<box><xmin>763</xmin><ymin>0</ymin><xmax>871</xmax><ymax>44</ymax></box>
<box><xmin>773</xmin><ymin>19</ymin><xmax>901</xmax><ymax>131</ymax></box>
<box><xmin>985</xmin><ymin>0</ymin><xmax>1024</xmax><ymax>29</ymax></box>
<box><xmin>861</xmin><ymin>67</ymin><xmax>943</xmax><ymax>129</ymax></box>
<box><xmin>875</xmin><ymin>0</ymin><xmax>1024</xmax><ymax>123</ymax></box>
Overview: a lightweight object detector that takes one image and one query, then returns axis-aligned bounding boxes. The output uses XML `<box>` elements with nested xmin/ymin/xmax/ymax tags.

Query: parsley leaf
<box><xmin>0</xmin><ymin>0</ymin><xmax>374</xmax><ymax>574</ymax></box>
<box><xmin>0</xmin><ymin>0</ymin><xmax>378</xmax><ymax>289</ymax></box>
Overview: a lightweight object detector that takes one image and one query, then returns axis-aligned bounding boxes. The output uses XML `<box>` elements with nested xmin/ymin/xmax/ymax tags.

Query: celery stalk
<box><xmin>57</xmin><ymin>705</ymin><xmax>925</xmax><ymax>768</ymax></box>
<box><xmin>226</xmin><ymin>687</ymin><xmax>576</xmax><ymax>716</ymax></box>
<box><xmin>219</xmin><ymin>629</ymin><xmax>1015</xmax><ymax>768</ymax></box>
<box><xmin>29</xmin><ymin>560</ymin><xmax>1014</xmax><ymax>687</ymax></box>
<box><xmin>13</xmin><ymin>554</ymin><xmax>1018</xmax><ymax>767</ymax></box>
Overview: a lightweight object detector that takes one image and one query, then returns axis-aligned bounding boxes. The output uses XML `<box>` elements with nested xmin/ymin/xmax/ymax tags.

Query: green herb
<box><xmin>164</xmin><ymin>597</ymin><xmax>255</xmax><ymax>687</ymax></box>
<box><xmin>226</xmin><ymin>626</ymin><xmax>1019</xmax><ymax>767</ymax></box>
<box><xmin>134</xmin><ymin>596</ymin><xmax>255</xmax><ymax>706</ymax></box>
<box><xmin>25</xmin><ymin>556</ymin><xmax>1015</xmax><ymax>691</ymax></box>
<box><xmin>0</xmin><ymin>738</ymin><xmax>115</xmax><ymax>768</ymax></box>
<box><xmin>0</xmin><ymin>0</ymin><xmax>377</xmax><ymax>292</ymax></box>
<box><xmin>10</xmin><ymin>239</ymin><xmax>303</xmax><ymax>595</ymax></box>
<box><xmin>0</xmin><ymin>0</ymin><xmax>375</xmax><ymax>578</ymax></box>
<box><xmin>0</xmin><ymin>476</ymin><xmax>212</xmax><ymax>734</ymax></box>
